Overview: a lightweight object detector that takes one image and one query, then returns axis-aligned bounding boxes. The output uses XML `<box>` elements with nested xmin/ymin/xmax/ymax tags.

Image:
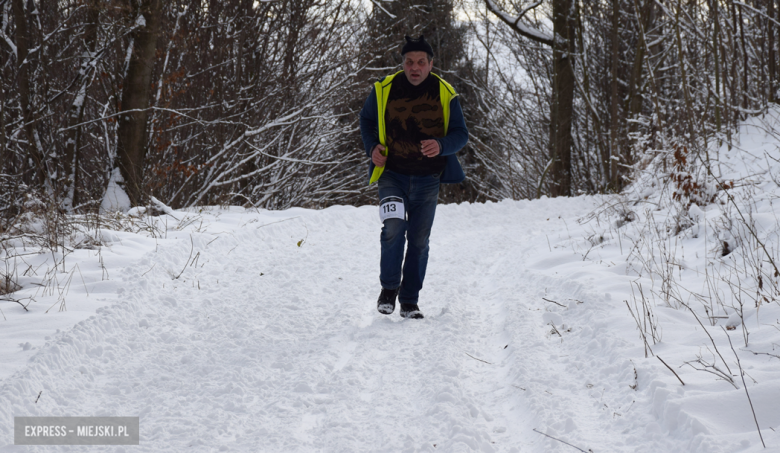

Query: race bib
<box><xmin>379</xmin><ymin>196</ymin><xmax>405</xmax><ymax>222</ymax></box>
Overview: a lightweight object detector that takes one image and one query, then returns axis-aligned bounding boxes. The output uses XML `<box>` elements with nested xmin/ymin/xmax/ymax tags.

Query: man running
<box><xmin>359</xmin><ymin>35</ymin><xmax>468</xmax><ymax>319</ymax></box>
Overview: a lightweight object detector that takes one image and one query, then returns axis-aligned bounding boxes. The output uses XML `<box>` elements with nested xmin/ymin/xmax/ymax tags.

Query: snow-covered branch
<box><xmin>484</xmin><ymin>0</ymin><xmax>553</xmax><ymax>46</ymax></box>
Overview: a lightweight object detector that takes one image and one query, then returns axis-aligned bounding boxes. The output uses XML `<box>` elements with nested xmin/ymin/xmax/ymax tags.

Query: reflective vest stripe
<box><xmin>369</xmin><ymin>72</ymin><xmax>458</xmax><ymax>185</ymax></box>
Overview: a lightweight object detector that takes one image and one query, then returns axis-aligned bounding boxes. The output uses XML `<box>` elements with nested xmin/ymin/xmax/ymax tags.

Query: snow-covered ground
<box><xmin>2</xmin><ymin>113</ymin><xmax>780</xmax><ymax>451</ymax></box>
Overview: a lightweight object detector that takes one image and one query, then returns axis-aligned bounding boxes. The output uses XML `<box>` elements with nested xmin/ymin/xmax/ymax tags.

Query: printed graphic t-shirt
<box><xmin>384</xmin><ymin>73</ymin><xmax>447</xmax><ymax>176</ymax></box>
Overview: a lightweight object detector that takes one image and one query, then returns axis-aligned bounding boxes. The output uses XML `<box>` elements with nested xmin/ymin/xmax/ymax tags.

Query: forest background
<box><xmin>0</xmin><ymin>0</ymin><xmax>776</xmax><ymax>221</ymax></box>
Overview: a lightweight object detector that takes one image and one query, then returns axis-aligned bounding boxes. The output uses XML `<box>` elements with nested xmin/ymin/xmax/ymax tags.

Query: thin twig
<box><xmin>1</xmin><ymin>297</ymin><xmax>30</xmax><ymax>312</ymax></box>
<box><xmin>684</xmin><ymin>356</ymin><xmax>737</xmax><ymax>388</ymax></box>
<box><xmin>543</xmin><ymin>297</ymin><xmax>566</xmax><ymax>307</ymax></box>
<box><xmin>724</xmin><ymin>328</ymin><xmax>766</xmax><ymax>448</ymax></box>
<box><xmin>625</xmin><ymin>300</ymin><xmax>654</xmax><ymax>357</ymax></box>
<box><xmin>704</xmin><ymin>166</ymin><xmax>780</xmax><ymax>279</ymax></box>
<box><xmin>679</xmin><ymin>301</ymin><xmax>732</xmax><ymax>374</ymax></box>
<box><xmin>656</xmin><ymin>356</ymin><xmax>685</xmax><ymax>386</ymax></box>
<box><xmin>532</xmin><ymin>428</ymin><xmax>591</xmax><ymax>452</ymax></box>
<box><xmin>749</xmin><ymin>350</ymin><xmax>780</xmax><ymax>360</ymax></box>
<box><xmin>141</xmin><ymin>263</ymin><xmax>156</xmax><ymax>277</ymax></box>
<box><xmin>255</xmin><ymin>216</ymin><xmax>302</xmax><ymax>230</ymax></box>
<box><xmin>464</xmin><ymin>352</ymin><xmax>492</xmax><ymax>365</ymax></box>
<box><xmin>74</xmin><ymin>264</ymin><xmax>89</xmax><ymax>297</ymax></box>
<box><xmin>174</xmin><ymin>236</ymin><xmax>194</xmax><ymax>280</ymax></box>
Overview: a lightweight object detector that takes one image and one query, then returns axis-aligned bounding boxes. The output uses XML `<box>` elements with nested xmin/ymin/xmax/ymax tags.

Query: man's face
<box><xmin>403</xmin><ymin>51</ymin><xmax>434</xmax><ymax>86</ymax></box>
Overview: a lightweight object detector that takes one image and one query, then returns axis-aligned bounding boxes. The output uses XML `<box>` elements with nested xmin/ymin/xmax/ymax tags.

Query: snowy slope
<box><xmin>2</xmin><ymin>194</ymin><xmax>774</xmax><ymax>452</ymax></box>
<box><xmin>0</xmin><ymin>199</ymin><xmax>644</xmax><ymax>452</ymax></box>
<box><xmin>2</xmin><ymin>111</ymin><xmax>780</xmax><ymax>452</ymax></box>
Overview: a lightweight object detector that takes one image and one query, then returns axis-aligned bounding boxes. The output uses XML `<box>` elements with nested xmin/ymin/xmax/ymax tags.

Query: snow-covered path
<box><xmin>1</xmin><ymin>198</ymin><xmax>774</xmax><ymax>452</ymax></box>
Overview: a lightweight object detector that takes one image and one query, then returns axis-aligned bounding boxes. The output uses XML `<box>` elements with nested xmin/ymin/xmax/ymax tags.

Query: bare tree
<box><xmin>62</xmin><ymin>0</ymin><xmax>103</xmax><ymax>211</ymax></box>
<box><xmin>143</xmin><ymin>0</ymin><xmax>372</xmax><ymax>209</ymax></box>
<box><xmin>485</xmin><ymin>0</ymin><xmax>575</xmax><ymax>196</ymax></box>
<box><xmin>0</xmin><ymin>0</ymin><xmax>778</xmax><ymax>220</ymax></box>
<box><xmin>115</xmin><ymin>0</ymin><xmax>163</xmax><ymax>206</ymax></box>
<box><xmin>11</xmin><ymin>0</ymin><xmax>45</xmax><ymax>187</ymax></box>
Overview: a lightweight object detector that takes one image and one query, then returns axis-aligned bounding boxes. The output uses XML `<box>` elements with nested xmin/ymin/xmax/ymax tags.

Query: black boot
<box><xmin>377</xmin><ymin>287</ymin><xmax>399</xmax><ymax>315</ymax></box>
<box><xmin>400</xmin><ymin>303</ymin><xmax>424</xmax><ymax>319</ymax></box>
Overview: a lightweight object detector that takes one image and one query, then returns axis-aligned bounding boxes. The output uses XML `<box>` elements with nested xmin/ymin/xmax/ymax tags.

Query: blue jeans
<box><xmin>378</xmin><ymin>169</ymin><xmax>440</xmax><ymax>305</ymax></box>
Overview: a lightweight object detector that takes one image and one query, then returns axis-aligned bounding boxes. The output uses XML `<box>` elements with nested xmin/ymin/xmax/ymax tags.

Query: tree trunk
<box><xmin>712</xmin><ymin>0</ymin><xmax>722</xmax><ymax>133</ymax></box>
<box><xmin>729</xmin><ymin>0</ymin><xmax>739</xmax><ymax>124</ymax></box>
<box><xmin>549</xmin><ymin>0</ymin><xmax>575</xmax><ymax>197</ymax></box>
<box><xmin>283</xmin><ymin>0</ymin><xmax>303</xmax><ymax>93</ymax></box>
<box><xmin>12</xmin><ymin>0</ymin><xmax>45</xmax><ymax>186</ymax></box>
<box><xmin>116</xmin><ymin>0</ymin><xmax>163</xmax><ymax>206</ymax></box>
<box><xmin>738</xmin><ymin>1</ymin><xmax>748</xmax><ymax>114</ymax></box>
<box><xmin>63</xmin><ymin>0</ymin><xmax>101</xmax><ymax>211</ymax></box>
<box><xmin>626</xmin><ymin>1</ymin><xmax>649</xmax><ymax>125</ymax></box>
<box><xmin>609</xmin><ymin>0</ymin><xmax>620</xmax><ymax>191</ymax></box>
<box><xmin>487</xmin><ymin>0</ymin><xmax>575</xmax><ymax>196</ymax></box>
<box><xmin>578</xmin><ymin>5</ymin><xmax>608</xmax><ymax>187</ymax></box>
<box><xmin>769</xmin><ymin>0</ymin><xmax>776</xmax><ymax>103</ymax></box>
<box><xmin>0</xmin><ymin>67</ymin><xmax>5</xmax><ymax>175</ymax></box>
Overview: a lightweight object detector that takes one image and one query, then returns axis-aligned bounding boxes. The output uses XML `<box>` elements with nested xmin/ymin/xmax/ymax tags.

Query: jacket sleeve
<box><xmin>436</xmin><ymin>96</ymin><xmax>468</xmax><ymax>157</ymax></box>
<box><xmin>359</xmin><ymin>86</ymin><xmax>379</xmax><ymax>158</ymax></box>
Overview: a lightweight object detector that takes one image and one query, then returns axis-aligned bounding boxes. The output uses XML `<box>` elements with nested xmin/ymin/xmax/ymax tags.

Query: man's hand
<box><xmin>371</xmin><ymin>145</ymin><xmax>387</xmax><ymax>166</ymax></box>
<box><xmin>421</xmin><ymin>140</ymin><xmax>440</xmax><ymax>158</ymax></box>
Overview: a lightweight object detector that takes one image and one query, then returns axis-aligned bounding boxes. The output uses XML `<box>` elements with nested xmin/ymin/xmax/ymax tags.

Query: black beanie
<box><xmin>401</xmin><ymin>35</ymin><xmax>434</xmax><ymax>58</ymax></box>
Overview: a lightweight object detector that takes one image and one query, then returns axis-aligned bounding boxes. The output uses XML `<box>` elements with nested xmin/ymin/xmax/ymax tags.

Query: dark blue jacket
<box><xmin>359</xmin><ymin>79</ymin><xmax>468</xmax><ymax>184</ymax></box>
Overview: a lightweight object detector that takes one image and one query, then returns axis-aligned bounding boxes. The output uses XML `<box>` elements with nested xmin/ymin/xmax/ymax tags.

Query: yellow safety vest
<box><xmin>370</xmin><ymin>71</ymin><xmax>458</xmax><ymax>184</ymax></box>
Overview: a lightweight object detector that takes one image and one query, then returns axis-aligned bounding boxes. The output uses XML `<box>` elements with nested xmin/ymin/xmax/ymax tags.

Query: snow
<box><xmin>485</xmin><ymin>0</ymin><xmax>553</xmax><ymax>45</ymax></box>
<box><xmin>3</xmin><ymin>113</ymin><xmax>780</xmax><ymax>450</ymax></box>
<box><xmin>370</xmin><ymin>0</ymin><xmax>397</xmax><ymax>19</ymax></box>
<box><xmin>100</xmin><ymin>168</ymin><xmax>131</xmax><ymax>213</ymax></box>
